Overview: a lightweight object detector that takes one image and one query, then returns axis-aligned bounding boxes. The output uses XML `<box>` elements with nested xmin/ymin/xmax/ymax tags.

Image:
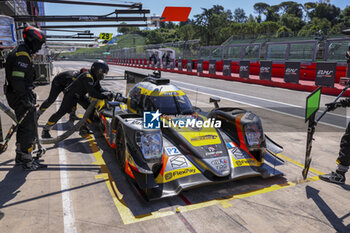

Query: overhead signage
<box><xmin>99</xmin><ymin>33</ymin><xmax>113</xmax><ymax>40</ymax></box>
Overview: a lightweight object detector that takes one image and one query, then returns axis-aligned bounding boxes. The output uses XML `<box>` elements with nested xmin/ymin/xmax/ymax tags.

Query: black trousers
<box><xmin>337</xmin><ymin>121</ymin><xmax>350</xmax><ymax>166</ymax></box>
<box><xmin>39</xmin><ymin>81</ymin><xmax>65</xmax><ymax>111</ymax></box>
<box><xmin>6</xmin><ymin>91</ymin><xmax>37</xmax><ymax>153</ymax></box>
<box><xmin>47</xmin><ymin>93</ymin><xmax>90</xmax><ymax>124</ymax></box>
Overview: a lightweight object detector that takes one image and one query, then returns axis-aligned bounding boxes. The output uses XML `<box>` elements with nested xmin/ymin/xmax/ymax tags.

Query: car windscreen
<box><xmin>149</xmin><ymin>95</ymin><xmax>193</xmax><ymax>115</ymax></box>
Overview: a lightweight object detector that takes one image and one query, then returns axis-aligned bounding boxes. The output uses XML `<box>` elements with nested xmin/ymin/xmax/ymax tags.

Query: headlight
<box><xmin>136</xmin><ymin>131</ymin><xmax>163</xmax><ymax>160</ymax></box>
<box><xmin>244</xmin><ymin>124</ymin><xmax>263</xmax><ymax>147</ymax></box>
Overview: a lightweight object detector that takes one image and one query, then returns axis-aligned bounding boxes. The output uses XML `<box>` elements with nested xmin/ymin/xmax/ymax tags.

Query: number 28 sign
<box><xmin>99</xmin><ymin>33</ymin><xmax>113</xmax><ymax>40</ymax></box>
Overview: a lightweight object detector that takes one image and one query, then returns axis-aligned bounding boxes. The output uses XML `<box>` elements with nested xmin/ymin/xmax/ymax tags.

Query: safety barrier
<box><xmin>107</xmin><ymin>58</ymin><xmax>350</xmax><ymax>97</ymax></box>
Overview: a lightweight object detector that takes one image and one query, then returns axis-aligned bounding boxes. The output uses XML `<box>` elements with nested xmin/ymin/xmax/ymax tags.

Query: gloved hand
<box><xmin>325</xmin><ymin>102</ymin><xmax>342</xmax><ymax>111</ymax></box>
<box><xmin>114</xmin><ymin>93</ymin><xmax>127</xmax><ymax>103</ymax></box>
<box><xmin>106</xmin><ymin>92</ymin><xmax>115</xmax><ymax>101</ymax></box>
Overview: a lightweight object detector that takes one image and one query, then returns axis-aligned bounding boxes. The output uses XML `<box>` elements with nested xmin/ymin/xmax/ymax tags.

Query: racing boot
<box><xmin>69</xmin><ymin>111</ymin><xmax>81</xmax><ymax>121</ymax></box>
<box><xmin>79</xmin><ymin>124</ymin><xmax>93</xmax><ymax>137</ymax></box>
<box><xmin>42</xmin><ymin>129</ymin><xmax>52</xmax><ymax>139</ymax></box>
<box><xmin>42</xmin><ymin>122</ymin><xmax>54</xmax><ymax>139</ymax></box>
<box><xmin>319</xmin><ymin>170</ymin><xmax>346</xmax><ymax>184</ymax></box>
<box><xmin>20</xmin><ymin>151</ymin><xmax>47</xmax><ymax>171</ymax></box>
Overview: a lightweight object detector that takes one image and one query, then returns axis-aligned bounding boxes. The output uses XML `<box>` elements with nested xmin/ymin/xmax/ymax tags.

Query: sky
<box><xmin>44</xmin><ymin>0</ymin><xmax>350</xmax><ymax>38</ymax></box>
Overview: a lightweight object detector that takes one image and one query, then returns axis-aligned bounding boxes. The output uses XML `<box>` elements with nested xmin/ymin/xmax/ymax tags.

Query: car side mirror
<box><xmin>209</xmin><ymin>97</ymin><xmax>220</xmax><ymax>108</ymax></box>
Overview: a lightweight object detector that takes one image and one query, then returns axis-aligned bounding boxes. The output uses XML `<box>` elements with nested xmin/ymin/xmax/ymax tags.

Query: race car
<box><xmin>96</xmin><ymin>71</ymin><xmax>285</xmax><ymax>200</ymax></box>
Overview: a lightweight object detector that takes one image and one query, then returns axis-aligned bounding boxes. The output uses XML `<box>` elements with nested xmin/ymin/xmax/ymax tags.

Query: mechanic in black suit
<box><xmin>4</xmin><ymin>26</ymin><xmax>46</xmax><ymax>170</ymax></box>
<box><xmin>319</xmin><ymin>46</ymin><xmax>350</xmax><ymax>184</ymax></box>
<box><xmin>41</xmin><ymin>60</ymin><xmax>114</xmax><ymax>138</ymax></box>
<box><xmin>36</xmin><ymin>68</ymin><xmax>88</xmax><ymax>121</ymax></box>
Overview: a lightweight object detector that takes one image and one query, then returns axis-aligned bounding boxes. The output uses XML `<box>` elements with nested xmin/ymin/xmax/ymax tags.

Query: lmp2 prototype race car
<box><xmin>96</xmin><ymin>71</ymin><xmax>285</xmax><ymax>200</ymax></box>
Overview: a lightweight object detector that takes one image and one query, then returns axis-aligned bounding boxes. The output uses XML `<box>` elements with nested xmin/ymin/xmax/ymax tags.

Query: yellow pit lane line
<box><xmin>85</xmin><ymin>134</ymin><xmax>324</xmax><ymax>225</ymax></box>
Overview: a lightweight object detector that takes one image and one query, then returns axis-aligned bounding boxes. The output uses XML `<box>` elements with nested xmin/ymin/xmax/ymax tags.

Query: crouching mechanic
<box><xmin>4</xmin><ymin>26</ymin><xmax>46</xmax><ymax>170</ymax></box>
<box><xmin>319</xmin><ymin>98</ymin><xmax>350</xmax><ymax>184</ymax></box>
<box><xmin>37</xmin><ymin>68</ymin><xmax>88</xmax><ymax>120</ymax></box>
<box><xmin>41</xmin><ymin>60</ymin><xmax>114</xmax><ymax>138</ymax></box>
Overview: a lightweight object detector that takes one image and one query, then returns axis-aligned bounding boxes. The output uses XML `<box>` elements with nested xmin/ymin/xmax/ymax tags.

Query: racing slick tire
<box><xmin>115</xmin><ymin>122</ymin><xmax>126</xmax><ymax>171</ymax></box>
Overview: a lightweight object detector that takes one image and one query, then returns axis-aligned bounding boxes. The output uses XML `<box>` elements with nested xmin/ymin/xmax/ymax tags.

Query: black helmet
<box><xmin>23</xmin><ymin>26</ymin><xmax>46</xmax><ymax>54</ymax></box>
<box><xmin>91</xmin><ymin>60</ymin><xmax>109</xmax><ymax>81</ymax></box>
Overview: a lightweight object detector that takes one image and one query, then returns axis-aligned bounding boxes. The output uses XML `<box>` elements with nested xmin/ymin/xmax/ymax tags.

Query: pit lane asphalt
<box><xmin>0</xmin><ymin>61</ymin><xmax>349</xmax><ymax>233</ymax></box>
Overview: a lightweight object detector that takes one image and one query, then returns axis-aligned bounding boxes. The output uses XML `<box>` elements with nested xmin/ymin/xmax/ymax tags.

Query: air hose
<box><xmin>0</xmin><ymin>100</ymin><xmax>17</xmax><ymax>122</ymax></box>
<box><xmin>40</xmin><ymin>100</ymin><xmax>97</xmax><ymax>144</ymax></box>
<box><xmin>0</xmin><ymin>99</ymin><xmax>98</xmax><ymax>145</ymax></box>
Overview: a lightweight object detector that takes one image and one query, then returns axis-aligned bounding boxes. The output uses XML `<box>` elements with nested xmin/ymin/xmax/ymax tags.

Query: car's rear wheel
<box><xmin>115</xmin><ymin>123</ymin><xmax>126</xmax><ymax>171</ymax></box>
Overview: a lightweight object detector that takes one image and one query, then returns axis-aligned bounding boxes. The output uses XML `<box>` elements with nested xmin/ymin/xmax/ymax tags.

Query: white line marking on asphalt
<box><xmin>56</xmin><ymin>102</ymin><xmax>77</xmax><ymax>233</ymax></box>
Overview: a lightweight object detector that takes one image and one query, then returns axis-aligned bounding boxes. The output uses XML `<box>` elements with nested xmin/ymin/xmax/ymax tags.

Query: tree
<box><xmin>303</xmin><ymin>2</ymin><xmax>317</xmax><ymax>20</ymax></box>
<box><xmin>257</xmin><ymin>21</ymin><xmax>280</xmax><ymax>35</ymax></box>
<box><xmin>254</xmin><ymin>2</ymin><xmax>270</xmax><ymax>16</ymax></box>
<box><xmin>276</xmin><ymin>26</ymin><xmax>292</xmax><ymax>37</ymax></box>
<box><xmin>118</xmin><ymin>22</ymin><xmax>140</xmax><ymax>34</ymax></box>
<box><xmin>234</xmin><ymin>8</ymin><xmax>247</xmax><ymax>23</ymax></box>
<box><xmin>177</xmin><ymin>25</ymin><xmax>196</xmax><ymax>41</ymax></box>
<box><xmin>247</xmin><ymin>14</ymin><xmax>256</xmax><ymax>23</ymax></box>
<box><xmin>340</xmin><ymin>6</ymin><xmax>350</xmax><ymax>28</ymax></box>
<box><xmin>298</xmin><ymin>17</ymin><xmax>332</xmax><ymax>36</ymax></box>
<box><xmin>145</xmin><ymin>30</ymin><xmax>164</xmax><ymax>44</ymax></box>
<box><xmin>309</xmin><ymin>3</ymin><xmax>340</xmax><ymax>25</ymax></box>
<box><xmin>280</xmin><ymin>14</ymin><xmax>305</xmax><ymax>31</ymax></box>
<box><xmin>194</xmin><ymin>5</ymin><xmax>233</xmax><ymax>45</ymax></box>
<box><xmin>264</xmin><ymin>5</ymin><xmax>280</xmax><ymax>22</ymax></box>
<box><xmin>279</xmin><ymin>1</ymin><xmax>303</xmax><ymax>18</ymax></box>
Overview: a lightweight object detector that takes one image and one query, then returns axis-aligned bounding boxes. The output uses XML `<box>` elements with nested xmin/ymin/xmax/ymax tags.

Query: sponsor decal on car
<box><xmin>234</xmin><ymin>158</ymin><xmax>260</xmax><ymax>167</ymax></box>
<box><xmin>162</xmin><ymin>91</ymin><xmax>180</xmax><ymax>96</ymax></box>
<box><xmin>166</xmin><ymin>147</ymin><xmax>181</xmax><ymax>156</ymax></box>
<box><xmin>230</xmin><ymin>147</ymin><xmax>249</xmax><ymax>160</ymax></box>
<box><xmin>205</xmin><ymin>145</ymin><xmax>223</xmax><ymax>156</ymax></box>
<box><xmin>210</xmin><ymin>158</ymin><xmax>227</xmax><ymax>165</ymax></box>
<box><xmin>191</xmin><ymin>135</ymin><xmax>217</xmax><ymax>141</ymax></box>
<box><xmin>163</xmin><ymin>168</ymin><xmax>199</xmax><ymax>182</ymax></box>
<box><xmin>226</xmin><ymin>142</ymin><xmax>236</xmax><ymax>149</ymax></box>
<box><xmin>169</xmin><ymin>156</ymin><xmax>188</xmax><ymax>169</ymax></box>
